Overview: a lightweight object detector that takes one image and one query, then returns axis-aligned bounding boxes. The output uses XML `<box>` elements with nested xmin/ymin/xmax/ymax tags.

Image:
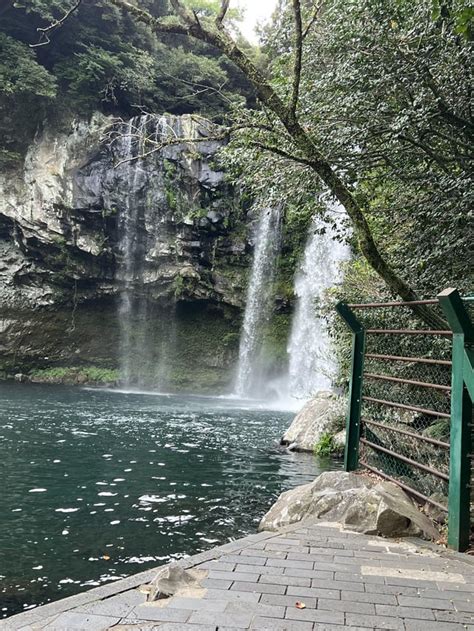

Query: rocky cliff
<box><xmin>0</xmin><ymin>112</ymin><xmax>252</xmax><ymax>390</ymax></box>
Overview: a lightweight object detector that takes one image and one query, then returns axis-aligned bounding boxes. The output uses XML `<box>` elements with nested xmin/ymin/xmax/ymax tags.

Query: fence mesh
<box><xmin>352</xmin><ymin>302</ymin><xmax>452</xmax><ymax>510</ymax></box>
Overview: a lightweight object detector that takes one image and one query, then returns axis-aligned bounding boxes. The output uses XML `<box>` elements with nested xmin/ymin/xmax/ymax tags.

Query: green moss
<box><xmin>29</xmin><ymin>366</ymin><xmax>119</xmax><ymax>384</ymax></box>
<box><xmin>314</xmin><ymin>432</ymin><xmax>335</xmax><ymax>456</ymax></box>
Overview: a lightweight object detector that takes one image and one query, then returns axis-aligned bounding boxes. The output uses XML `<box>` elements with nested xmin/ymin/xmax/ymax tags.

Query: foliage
<box><xmin>0</xmin><ymin>0</ymin><xmax>253</xmax><ymax>157</ymax></box>
<box><xmin>314</xmin><ymin>432</ymin><xmax>335</xmax><ymax>457</ymax></box>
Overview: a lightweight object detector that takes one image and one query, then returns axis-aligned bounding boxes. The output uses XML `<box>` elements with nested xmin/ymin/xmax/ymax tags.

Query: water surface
<box><xmin>0</xmin><ymin>383</ymin><xmax>341</xmax><ymax>617</ymax></box>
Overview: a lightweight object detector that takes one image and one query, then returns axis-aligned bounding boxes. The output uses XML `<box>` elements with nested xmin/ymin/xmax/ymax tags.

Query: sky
<box><xmin>234</xmin><ymin>0</ymin><xmax>278</xmax><ymax>43</ymax></box>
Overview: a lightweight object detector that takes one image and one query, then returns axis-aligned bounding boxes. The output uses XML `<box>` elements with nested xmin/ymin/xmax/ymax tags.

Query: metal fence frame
<box><xmin>336</xmin><ymin>288</ymin><xmax>473</xmax><ymax>552</ymax></box>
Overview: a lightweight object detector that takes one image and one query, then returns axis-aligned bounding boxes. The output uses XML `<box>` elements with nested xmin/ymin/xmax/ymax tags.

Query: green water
<box><xmin>0</xmin><ymin>383</ymin><xmax>341</xmax><ymax>618</ymax></box>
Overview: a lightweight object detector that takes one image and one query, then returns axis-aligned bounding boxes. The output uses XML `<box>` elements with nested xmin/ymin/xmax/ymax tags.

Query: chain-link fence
<box><xmin>337</xmin><ymin>292</ymin><xmax>473</xmax><ymax>550</ymax></box>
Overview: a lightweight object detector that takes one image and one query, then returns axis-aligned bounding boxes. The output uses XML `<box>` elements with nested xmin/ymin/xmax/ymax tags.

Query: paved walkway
<box><xmin>2</xmin><ymin>520</ymin><xmax>474</xmax><ymax>630</ymax></box>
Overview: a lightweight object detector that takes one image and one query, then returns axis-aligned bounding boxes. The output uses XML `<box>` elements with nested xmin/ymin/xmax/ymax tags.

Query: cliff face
<box><xmin>0</xmin><ymin>113</ymin><xmax>250</xmax><ymax>390</ymax></box>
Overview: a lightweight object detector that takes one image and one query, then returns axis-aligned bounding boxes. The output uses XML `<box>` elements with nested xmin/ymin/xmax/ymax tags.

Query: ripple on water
<box><xmin>0</xmin><ymin>384</ymin><xmax>342</xmax><ymax>619</ymax></box>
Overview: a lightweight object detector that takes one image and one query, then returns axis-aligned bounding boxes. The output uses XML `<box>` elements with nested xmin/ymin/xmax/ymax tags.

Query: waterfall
<box><xmin>235</xmin><ymin>206</ymin><xmax>282</xmax><ymax>397</ymax></box>
<box><xmin>287</xmin><ymin>208</ymin><xmax>349</xmax><ymax>399</ymax></box>
<box><xmin>116</xmin><ymin>114</ymin><xmax>169</xmax><ymax>388</ymax></box>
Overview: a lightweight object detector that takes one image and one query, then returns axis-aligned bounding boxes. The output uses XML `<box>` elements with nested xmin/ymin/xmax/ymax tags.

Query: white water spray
<box><xmin>287</xmin><ymin>208</ymin><xmax>349</xmax><ymax>399</ymax></box>
<box><xmin>235</xmin><ymin>206</ymin><xmax>282</xmax><ymax>397</ymax></box>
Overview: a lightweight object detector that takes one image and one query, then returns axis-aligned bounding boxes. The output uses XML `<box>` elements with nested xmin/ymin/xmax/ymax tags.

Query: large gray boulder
<box><xmin>259</xmin><ymin>471</ymin><xmax>440</xmax><ymax>541</ymax></box>
<box><xmin>281</xmin><ymin>392</ymin><xmax>345</xmax><ymax>452</ymax></box>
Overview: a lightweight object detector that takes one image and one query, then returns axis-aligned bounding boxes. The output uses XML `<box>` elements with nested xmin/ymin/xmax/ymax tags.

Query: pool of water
<box><xmin>0</xmin><ymin>383</ymin><xmax>342</xmax><ymax>618</ymax></box>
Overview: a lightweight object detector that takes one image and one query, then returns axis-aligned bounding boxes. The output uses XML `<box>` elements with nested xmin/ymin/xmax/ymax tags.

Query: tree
<box><xmin>103</xmin><ymin>0</ymin><xmax>454</xmax><ymax>326</ymax></box>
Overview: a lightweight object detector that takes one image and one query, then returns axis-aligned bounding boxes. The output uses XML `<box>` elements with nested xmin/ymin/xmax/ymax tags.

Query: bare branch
<box><xmin>289</xmin><ymin>0</ymin><xmax>303</xmax><ymax>121</ymax></box>
<box><xmin>251</xmin><ymin>142</ymin><xmax>315</xmax><ymax>168</ymax></box>
<box><xmin>216</xmin><ymin>0</ymin><xmax>230</xmax><ymax>25</ymax></box>
<box><xmin>302</xmin><ymin>1</ymin><xmax>323</xmax><ymax>39</ymax></box>
<box><xmin>30</xmin><ymin>0</ymin><xmax>82</xmax><ymax>48</ymax></box>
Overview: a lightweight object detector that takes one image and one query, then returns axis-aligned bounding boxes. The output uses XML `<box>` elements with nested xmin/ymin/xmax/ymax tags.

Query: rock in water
<box><xmin>259</xmin><ymin>471</ymin><xmax>440</xmax><ymax>541</ymax></box>
<box><xmin>281</xmin><ymin>392</ymin><xmax>344</xmax><ymax>452</ymax></box>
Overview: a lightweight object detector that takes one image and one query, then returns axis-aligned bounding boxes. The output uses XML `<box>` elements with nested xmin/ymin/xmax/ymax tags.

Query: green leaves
<box><xmin>0</xmin><ymin>33</ymin><xmax>56</xmax><ymax>98</ymax></box>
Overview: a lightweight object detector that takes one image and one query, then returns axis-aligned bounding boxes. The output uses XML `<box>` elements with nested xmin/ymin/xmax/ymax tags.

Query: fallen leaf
<box><xmin>103</xmin><ymin>555</ymin><xmax>110</xmax><ymax>560</ymax></box>
<box><xmin>295</xmin><ymin>601</ymin><xmax>306</xmax><ymax>609</ymax></box>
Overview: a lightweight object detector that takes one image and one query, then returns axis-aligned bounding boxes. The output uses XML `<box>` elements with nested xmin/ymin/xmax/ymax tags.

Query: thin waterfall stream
<box><xmin>116</xmin><ymin>114</ymin><xmax>170</xmax><ymax>389</ymax></box>
<box><xmin>235</xmin><ymin>206</ymin><xmax>282</xmax><ymax>397</ymax></box>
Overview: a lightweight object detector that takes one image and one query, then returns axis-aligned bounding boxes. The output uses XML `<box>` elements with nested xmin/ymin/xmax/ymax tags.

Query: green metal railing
<box><xmin>336</xmin><ymin>288</ymin><xmax>473</xmax><ymax>552</ymax></box>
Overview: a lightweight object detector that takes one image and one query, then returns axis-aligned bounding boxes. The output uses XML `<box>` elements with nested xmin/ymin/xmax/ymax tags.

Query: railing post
<box><xmin>438</xmin><ymin>288</ymin><xmax>473</xmax><ymax>552</ymax></box>
<box><xmin>336</xmin><ymin>302</ymin><xmax>366</xmax><ymax>472</ymax></box>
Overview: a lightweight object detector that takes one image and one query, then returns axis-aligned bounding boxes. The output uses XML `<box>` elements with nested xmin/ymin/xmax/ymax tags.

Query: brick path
<box><xmin>2</xmin><ymin>520</ymin><xmax>474</xmax><ymax>630</ymax></box>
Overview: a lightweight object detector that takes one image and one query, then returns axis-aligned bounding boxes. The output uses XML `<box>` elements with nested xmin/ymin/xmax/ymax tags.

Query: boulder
<box><xmin>145</xmin><ymin>565</ymin><xmax>207</xmax><ymax>602</ymax></box>
<box><xmin>332</xmin><ymin>429</ymin><xmax>346</xmax><ymax>456</ymax></box>
<box><xmin>259</xmin><ymin>471</ymin><xmax>440</xmax><ymax>541</ymax></box>
<box><xmin>281</xmin><ymin>392</ymin><xmax>345</xmax><ymax>452</ymax></box>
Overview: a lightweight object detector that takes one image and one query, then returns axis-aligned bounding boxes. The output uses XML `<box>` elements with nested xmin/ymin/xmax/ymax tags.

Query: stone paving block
<box><xmin>341</xmin><ymin>590</ymin><xmax>397</xmax><ymax>605</ymax></box>
<box><xmin>166</xmin><ymin>596</ymin><xmax>227</xmax><ymax>612</ymax></box>
<box><xmin>317</xmin><ymin>598</ymin><xmax>376</xmax><ymax>615</ymax></box>
<box><xmin>265</xmin><ymin>558</ymin><xmax>314</xmax><ymax>570</ymax></box>
<box><xmin>208</xmin><ymin>570</ymin><xmax>260</xmax><ymax>582</ymax></box>
<box><xmin>234</xmin><ymin>564</ymin><xmax>282</xmax><ymax>576</ymax></box>
<box><xmin>201</xmin><ymin>578</ymin><xmax>233</xmax><ymax>590</ymax></box>
<box><xmin>250</xmin><ymin>615</ymin><xmax>313</xmax><ymax>630</ymax></box>
<box><xmin>334</xmin><ymin>571</ymin><xmax>364</xmax><ymax>582</ymax></box>
<box><xmin>230</xmin><ymin>581</ymin><xmax>286</xmax><ymax>595</ymax></box>
<box><xmin>311</xmin><ymin>578</ymin><xmax>365</xmax><ymax>592</ymax></box>
<box><xmin>75</xmin><ymin>590</ymin><xmax>146</xmax><ymax>618</ymax></box>
<box><xmin>225</xmin><ymin>555</ymin><xmax>266</xmax><ymax>566</ymax></box>
<box><xmin>242</xmin><ymin>548</ymin><xmax>287</xmax><ymax>559</ymax></box>
<box><xmin>285</xmin><ymin>551</ymin><xmax>314</xmax><ymax>561</ymax></box>
<box><xmin>375</xmin><ymin>604</ymin><xmax>435</xmax><ymax>620</ymax></box>
<box><xmin>187</xmin><ymin>610</ymin><xmax>253</xmax><ymax>628</ymax></box>
<box><xmin>282</xmin><ymin>567</ymin><xmax>318</xmax><ymax>579</ymax></box>
<box><xmin>345</xmin><ymin>613</ymin><xmax>405</xmax><ymax>629</ymax></box>
<box><xmin>128</xmin><ymin>605</ymin><xmax>190</xmax><ymax>622</ymax></box>
<box><xmin>285</xmin><ymin>605</ymin><xmax>345</xmax><ymax>625</ymax></box>
<box><xmin>146</xmin><ymin>625</ymin><xmax>211</xmax><ymax>631</ymax></box>
<box><xmin>384</xmin><ymin>576</ymin><xmax>440</xmax><ymax>589</ymax></box>
<box><xmin>314</xmin><ymin>561</ymin><xmax>360</xmax><ymax>573</ymax></box>
<box><xmin>397</xmin><ymin>596</ymin><xmax>455</xmax><ymax>610</ymax></box>
<box><xmin>453</xmin><ymin>599</ymin><xmax>474</xmax><ymax>612</ymax></box>
<box><xmin>225</xmin><ymin>600</ymin><xmax>285</xmax><ymax>619</ymax></box>
<box><xmin>200</xmin><ymin>561</ymin><xmax>236</xmax><ymax>572</ymax></box>
<box><xmin>203</xmin><ymin>589</ymin><xmax>259</xmax><ymax>603</ymax></box>
<box><xmin>435</xmin><ymin>609</ymin><xmax>474</xmax><ymax>624</ymax></box>
<box><xmin>365</xmin><ymin>583</ymin><xmax>418</xmax><ymax>596</ymax></box>
<box><xmin>404</xmin><ymin>620</ymin><xmax>467</xmax><ymax>630</ymax></box>
<box><xmin>286</xmin><ymin>585</ymin><xmax>340</xmax><ymax>600</ymax></box>
<box><xmin>30</xmin><ymin>612</ymin><xmax>121</xmax><ymax>630</ymax></box>
<box><xmin>437</xmin><ymin>581</ymin><xmax>474</xmax><ymax>592</ymax></box>
<box><xmin>258</xmin><ymin>573</ymin><xmax>311</xmax><ymax>588</ymax></box>
<box><xmin>259</xmin><ymin>593</ymin><xmax>317</xmax><ymax>609</ymax></box>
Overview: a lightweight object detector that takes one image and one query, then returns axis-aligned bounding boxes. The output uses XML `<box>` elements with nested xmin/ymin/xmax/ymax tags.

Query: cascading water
<box><xmin>287</xmin><ymin>207</ymin><xmax>350</xmax><ymax>399</ymax></box>
<box><xmin>116</xmin><ymin>114</ymin><xmax>170</xmax><ymax>388</ymax></box>
<box><xmin>235</xmin><ymin>206</ymin><xmax>282</xmax><ymax>398</ymax></box>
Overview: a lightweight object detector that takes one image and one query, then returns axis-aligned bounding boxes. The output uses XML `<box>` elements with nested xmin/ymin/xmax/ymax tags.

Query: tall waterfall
<box><xmin>287</xmin><ymin>210</ymin><xmax>349</xmax><ymax>399</ymax></box>
<box><xmin>116</xmin><ymin>114</ymin><xmax>169</xmax><ymax>388</ymax></box>
<box><xmin>235</xmin><ymin>206</ymin><xmax>282</xmax><ymax>397</ymax></box>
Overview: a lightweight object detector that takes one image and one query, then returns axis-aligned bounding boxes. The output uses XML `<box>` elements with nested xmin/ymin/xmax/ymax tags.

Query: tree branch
<box><xmin>216</xmin><ymin>0</ymin><xmax>230</xmax><ymax>25</ymax></box>
<box><xmin>250</xmin><ymin>142</ymin><xmax>315</xmax><ymax>167</ymax></box>
<box><xmin>289</xmin><ymin>0</ymin><xmax>303</xmax><ymax>121</ymax></box>
<box><xmin>30</xmin><ymin>0</ymin><xmax>82</xmax><ymax>48</ymax></box>
<box><xmin>109</xmin><ymin>0</ymin><xmax>190</xmax><ymax>35</ymax></box>
<box><xmin>302</xmin><ymin>1</ymin><xmax>323</xmax><ymax>39</ymax></box>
